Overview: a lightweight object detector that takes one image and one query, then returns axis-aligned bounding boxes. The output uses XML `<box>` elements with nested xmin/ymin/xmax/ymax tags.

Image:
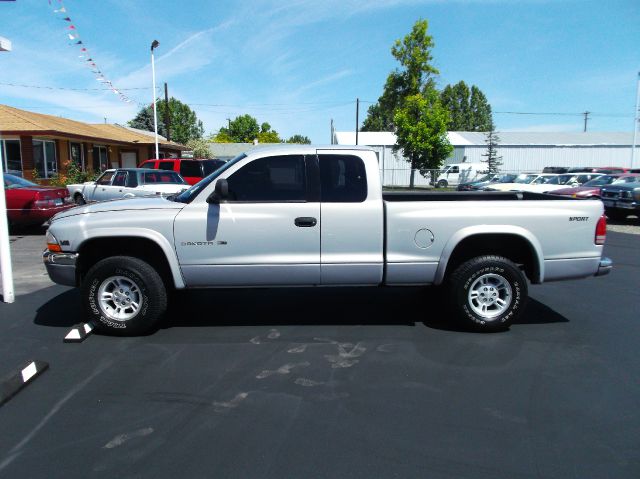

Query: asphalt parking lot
<box><xmin>0</xmin><ymin>227</ymin><xmax>639</xmax><ymax>478</ymax></box>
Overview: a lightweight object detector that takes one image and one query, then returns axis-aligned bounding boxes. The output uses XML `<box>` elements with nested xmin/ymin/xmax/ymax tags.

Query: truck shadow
<box><xmin>33</xmin><ymin>286</ymin><xmax>569</xmax><ymax>333</ymax></box>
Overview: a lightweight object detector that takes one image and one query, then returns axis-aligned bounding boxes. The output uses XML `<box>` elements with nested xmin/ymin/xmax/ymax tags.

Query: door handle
<box><xmin>294</xmin><ymin>217</ymin><xmax>317</xmax><ymax>227</ymax></box>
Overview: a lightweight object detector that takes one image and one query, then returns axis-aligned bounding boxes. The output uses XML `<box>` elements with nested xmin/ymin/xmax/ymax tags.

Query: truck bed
<box><xmin>382</xmin><ymin>191</ymin><xmax>571</xmax><ymax>202</ymax></box>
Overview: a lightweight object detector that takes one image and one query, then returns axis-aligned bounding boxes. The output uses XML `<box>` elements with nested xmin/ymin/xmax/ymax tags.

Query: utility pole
<box><xmin>631</xmin><ymin>72</ymin><xmax>640</xmax><ymax>169</ymax></box>
<box><xmin>0</xmin><ymin>35</ymin><xmax>14</xmax><ymax>303</ymax></box>
<box><xmin>164</xmin><ymin>82</ymin><xmax>171</xmax><ymax>142</ymax></box>
<box><xmin>355</xmin><ymin>98</ymin><xmax>360</xmax><ymax>145</ymax></box>
<box><xmin>330</xmin><ymin>118</ymin><xmax>335</xmax><ymax>144</ymax></box>
<box><xmin>150</xmin><ymin>40</ymin><xmax>160</xmax><ymax>159</ymax></box>
<box><xmin>583</xmin><ymin>111</ymin><xmax>590</xmax><ymax>132</ymax></box>
<box><xmin>226</xmin><ymin>118</ymin><xmax>231</xmax><ymax>130</ymax></box>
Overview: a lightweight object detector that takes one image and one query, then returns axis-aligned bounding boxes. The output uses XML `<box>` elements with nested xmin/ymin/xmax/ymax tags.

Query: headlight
<box><xmin>633</xmin><ymin>190</ymin><xmax>640</xmax><ymax>201</ymax></box>
<box><xmin>46</xmin><ymin>231</ymin><xmax>62</xmax><ymax>253</ymax></box>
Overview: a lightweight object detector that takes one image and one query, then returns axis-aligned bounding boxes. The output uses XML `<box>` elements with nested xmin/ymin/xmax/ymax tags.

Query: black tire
<box><xmin>605</xmin><ymin>209</ymin><xmax>627</xmax><ymax>221</ymax></box>
<box><xmin>437</xmin><ymin>179</ymin><xmax>448</xmax><ymax>188</ymax></box>
<box><xmin>448</xmin><ymin>255</ymin><xmax>528</xmax><ymax>332</ymax></box>
<box><xmin>82</xmin><ymin>256</ymin><xmax>167</xmax><ymax>336</ymax></box>
<box><xmin>74</xmin><ymin>194</ymin><xmax>86</xmax><ymax>205</ymax></box>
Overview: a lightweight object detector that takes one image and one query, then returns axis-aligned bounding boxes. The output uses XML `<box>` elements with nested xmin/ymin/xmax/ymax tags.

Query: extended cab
<box><xmin>43</xmin><ymin>146</ymin><xmax>612</xmax><ymax>335</ymax></box>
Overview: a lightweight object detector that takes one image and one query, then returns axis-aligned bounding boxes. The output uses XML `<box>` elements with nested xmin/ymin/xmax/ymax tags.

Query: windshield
<box><xmin>4</xmin><ymin>174</ymin><xmax>38</xmax><ymax>189</ymax></box>
<box><xmin>583</xmin><ymin>175</ymin><xmax>617</xmax><ymax>187</ymax></box>
<box><xmin>142</xmin><ymin>171</ymin><xmax>187</xmax><ymax>184</ymax></box>
<box><xmin>474</xmin><ymin>174</ymin><xmax>494</xmax><ymax>183</ymax></box>
<box><xmin>173</xmin><ymin>153</ymin><xmax>247</xmax><ymax>203</ymax></box>
<box><xmin>498</xmin><ymin>174</ymin><xmax>517</xmax><ymax>183</ymax></box>
<box><xmin>612</xmin><ymin>175</ymin><xmax>640</xmax><ymax>184</ymax></box>
<box><xmin>514</xmin><ymin>174</ymin><xmax>538</xmax><ymax>184</ymax></box>
<box><xmin>543</xmin><ymin>175</ymin><xmax>569</xmax><ymax>185</ymax></box>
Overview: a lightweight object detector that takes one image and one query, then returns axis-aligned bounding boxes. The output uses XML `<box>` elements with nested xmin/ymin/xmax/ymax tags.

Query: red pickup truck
<box><xmin>139</xmin><ymin>158</ymin><xmax>227</xmax><ymax>185</ymax></box>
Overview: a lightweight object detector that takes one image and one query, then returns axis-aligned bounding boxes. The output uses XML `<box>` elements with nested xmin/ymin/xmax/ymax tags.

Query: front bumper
<box><xmin>595</xmin><ymin>257</ymin><xmax>613</xmax><ymax>277</ymax></box>
<box><xmin>43</xmin><ymin>250</ymin><xmax>79</xmax><ymax>287</ymax></box>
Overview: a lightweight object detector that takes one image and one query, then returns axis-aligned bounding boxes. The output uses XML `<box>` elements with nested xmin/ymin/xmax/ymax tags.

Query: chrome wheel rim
<box><xmin>468</xmin><ymin>273</ymin><xmax>512</xmax><ymax>320</ymax></box>
<box><xmin>97</xmin><ymin>275</ymin><xmax>142</xmax><ymax>322</ymax></box>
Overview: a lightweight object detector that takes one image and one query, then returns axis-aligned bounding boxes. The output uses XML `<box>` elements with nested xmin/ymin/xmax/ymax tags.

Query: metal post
<box><xmin>583</xmin><ymin>111</ymin><xmax>590</xmax><ymax>132</ymax></box>
<box><xmin>150</xmin><ymin>40</ymin><xmax>160</xmax><ymax>159</ymax></box>
<box><xmin>631</xmin><ymin>72</ymin><xmax>640</xmax><ymax>168</ymax></box>
<box><xmin>0</xmin><ymin>36</ymin><xmax>15</xmax><ymax>303</ymax></box>
<box><xmin>355</xmin><ymin>98</ymin><xmax>360</xmax><ymax>145</ymax></box>
<box><xmin>164</xmin><ymin>82</ymin><xmax>171</xmax><ymax>142</ymax></box>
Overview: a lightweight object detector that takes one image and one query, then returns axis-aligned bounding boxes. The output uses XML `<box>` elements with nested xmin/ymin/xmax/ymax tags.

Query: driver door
<box><xmin>174</xmin><ymin>154</ymin><xmax>321</xmax><ymax>287</ymax></box>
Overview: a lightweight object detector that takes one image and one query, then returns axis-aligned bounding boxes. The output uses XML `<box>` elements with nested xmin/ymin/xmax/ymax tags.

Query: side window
<box><xmin>96</xmin><ymin>171</ymin><xmax>114</xmax><ymax>185</ymax></box>
<box><xmin>126</xmin><ymin>172</ymin><xmax>139</xmax><ymax>188</ymax></box>
<box><xmin>158</xmin><ymin>161</ymin><xmax>174</xmax><ymax>171</ymax></box>
<box><xmin>179</xmin><ymin>160</ymin><xmax>203</xmax><ymax>178</ymax></box>
<box><xmin>226</xmin><ymin>155</ymin><xmax>306</xmax><ymax>202</ymax></box>
<box><xmin>112</xmin><ymin>171</ymin><xmax>127</xmax><ymax>186</ymax></box>
<box><xmin>450</xmin><ymin>166</ymin><xmax>459</xmax><ymax>174</ymax></box>
<box><xmin>139</xmin><ymin>161</ymin><xmax>155</xmax><ymax>169</ymax></box>
<box><xmin>318</xmin><ymin>155</ymin><xmax>367</xmax><ymax>203</ymax></box>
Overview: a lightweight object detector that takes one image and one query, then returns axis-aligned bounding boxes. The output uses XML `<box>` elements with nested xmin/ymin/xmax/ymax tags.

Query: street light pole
<box><xmin>0</xmin><ymin>36</ymin><xmax>15</xmax><ymax>303</ymax></box>
<box><xmin>150</xmin><ymin>40</ymin><xmax>160</xmax><ymax>159</ymax></box>
<box><xmin>631</xmin><ymin>71</ymin><xmax>640</xmax><ymax>169</ymax></box>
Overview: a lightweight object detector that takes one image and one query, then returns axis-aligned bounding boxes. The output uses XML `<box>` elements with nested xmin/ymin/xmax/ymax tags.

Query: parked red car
<box><xmin>138</xmin><ymin>158</ymin><xmax>227</xmax><ymax>185</ymax></box>
<box><xmin>551</xmin><ymin>173</ymin><xmax>640</xmax><ymax>199</ymax></box>
<box><xmin>4</xmin><ymin>174</ymin><xmax>73</xmax><ymax>226</ymax></box>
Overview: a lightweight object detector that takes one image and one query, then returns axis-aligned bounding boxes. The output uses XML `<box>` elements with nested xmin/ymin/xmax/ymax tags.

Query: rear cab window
<box><xmin>318</xmin><ymin>154</ymin><xmax>367</xmax><ymax>203</ymax></box>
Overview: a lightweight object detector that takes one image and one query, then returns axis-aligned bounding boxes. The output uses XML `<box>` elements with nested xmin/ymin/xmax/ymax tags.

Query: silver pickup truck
<box><xmin>43</xmin><ymin>145</ymin><xmax>612</xmax><ymax>335</ymax></box>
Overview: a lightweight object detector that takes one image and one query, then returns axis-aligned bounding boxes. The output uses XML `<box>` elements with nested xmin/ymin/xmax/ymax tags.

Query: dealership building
<box><xmin>333</xmin><ymin>131</ymin><xmax>638</xmax><ymax>186</ymax></box>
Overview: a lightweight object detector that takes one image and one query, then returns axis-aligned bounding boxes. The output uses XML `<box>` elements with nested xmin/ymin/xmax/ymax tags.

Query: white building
<box><xmin>334</xmin><ymin>131</ymin><xmax>638</xmax><ymax>186</ymax></box>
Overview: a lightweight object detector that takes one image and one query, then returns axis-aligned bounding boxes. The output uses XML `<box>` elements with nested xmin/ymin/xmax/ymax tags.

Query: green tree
<box><xmin>393</xmin><ymin>91</ymin><xmax>452</xmax><ymax>188</ymax></box>
<box><xmin>213</xmin><ymin>114</ymin><xmax>260</xmax><ymax>143</ymax></box>
<box><xmin>470</xmin><ymin>86</ymin><xmax>493</xmax><ymax>131</ymax></box>
<box><xmin>440</xmin><ymin>81</ymin><xmax>493</xmax><ymax>131</ymax></box>
<box><xmin>128</xmin><ymin>105</ymin><xmax>167</xmax><ymax>138</ymax></box>
<box><xmin>361</xmin><ymin>19</ymin><xmax>438</xmax><ymax>132</ymax></box>
<box><xmin>186</xmin><ymin>138</ymin><xmax>212</xmax><ymax>159</ymax></box>
<box><xmin>482</xmin><ymin>122</ymin><xmax>502</xmax><ymax>174</ymax></box>
<box><xmin>257</xmin><ymin>122</ymin><xmax>282</xmax><ymax>143</ymax></box>
<box><xmin>128</xmin><ymin>98</ymin><xmax>204</xmax><ymax>145</ymax></box>
<box><xmin>287</xmin><ymin>134</ymin><xmax>311</xmax><ymax>144</ymax></box>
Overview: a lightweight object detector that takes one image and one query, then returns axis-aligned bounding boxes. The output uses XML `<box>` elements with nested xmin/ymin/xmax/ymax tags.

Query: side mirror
<box><xmin>207</xmin><ymin>178</ymin><xmax>228</xmax><ymax>203</ymax></box>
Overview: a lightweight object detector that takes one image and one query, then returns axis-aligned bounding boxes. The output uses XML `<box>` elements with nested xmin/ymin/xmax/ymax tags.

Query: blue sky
<box><xmin>0</xmin><ymin>0</ymin><xmax>638</xmax><ymax>143</ymax></box>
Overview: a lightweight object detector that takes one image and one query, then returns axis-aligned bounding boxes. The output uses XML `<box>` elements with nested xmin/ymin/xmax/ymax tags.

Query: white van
<box><xmin>435</xmin><ymin>162</ymin><xmax>486</xmax><ymax>187</ymax></box>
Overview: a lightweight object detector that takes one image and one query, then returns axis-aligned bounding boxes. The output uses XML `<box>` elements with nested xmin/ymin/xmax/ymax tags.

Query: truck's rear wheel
<box><xmin>82</xmin><ymin>256</ymin><xmax>167</xmax><ymax>336</ymax></box>
<box><xmin>448</xmin><ymin>255</ymin><xmax>527</xmax><ymax>332</ymax></box>
<box><xmin>74</xmin><ymin>194</ymin><xmax>86</xmax><ymax>205</ymax></box>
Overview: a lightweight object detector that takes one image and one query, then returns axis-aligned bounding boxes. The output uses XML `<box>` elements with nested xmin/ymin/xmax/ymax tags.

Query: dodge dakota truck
<box><xmin>43</xmin><ymin>146</ymin><xmax>612</xmax><ymax>335</ymax></box>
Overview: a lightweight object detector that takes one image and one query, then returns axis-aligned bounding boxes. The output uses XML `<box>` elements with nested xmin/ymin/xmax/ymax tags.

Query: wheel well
<box><xmin>77</xmin><ymin>237</ymin><xmax>173</xmax><ymax>287</ymax></box>
<box><xmin>444</xmin><ymin>234</ymin><xmax>539</xmax><ymax>282</ymax></box>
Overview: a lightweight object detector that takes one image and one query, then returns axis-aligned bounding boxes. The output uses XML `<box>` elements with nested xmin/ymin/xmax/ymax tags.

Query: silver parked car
<box><xmin>67</xmin><ymin>168</ymin><xmax>189</xmax><ymax>204</ymax></box>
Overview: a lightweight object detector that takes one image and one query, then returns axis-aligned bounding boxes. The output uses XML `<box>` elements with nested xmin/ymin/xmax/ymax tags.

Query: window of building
<box><xmin>227</xmin><ymin>155</ymin><xmax>306</xmax><ymax>202</ymax></box>
<box><xmin>0</xmin><ymin>139</ymin><xmax>22</xmax><ymax>175</ymax></box>
<box><xmin>33</xmin><ymin>140</ymin><xmax>57</xmax><ymax>178</ymax></box>
<box><xmin>318</xmin><ymin>154</ymin><xmax>367</xmax><ymax>203</ymax></box>
<box><xmin>69</xmin><ymin>142</ymin><xmax>84</xmax><ymax>171</ymax></box>
<box><xmin>92</xmin><ymin>145</ymin><xmax>109</xmax><ymax>172</ymax></box>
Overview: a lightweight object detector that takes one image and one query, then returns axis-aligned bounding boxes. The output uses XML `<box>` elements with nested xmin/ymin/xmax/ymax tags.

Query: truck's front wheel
<box><xmin>82</xmin><ymin>256</ymin><xmax>167</xmax><ymax>336</ymax></box>
<box><xmin>448</xmin><ymin>255</ymin><xmax>527</xmax><ymax>332</ymax></box>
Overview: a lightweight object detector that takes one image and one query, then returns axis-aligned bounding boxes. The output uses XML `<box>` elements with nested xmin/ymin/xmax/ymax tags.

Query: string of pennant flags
<box><xmin>47</xmin><ymin>0</ymin><xmax>140</xmax><ymax>104</ymax></box>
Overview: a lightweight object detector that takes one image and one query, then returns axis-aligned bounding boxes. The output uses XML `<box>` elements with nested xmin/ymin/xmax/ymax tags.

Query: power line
<box><xmin>0</xmin><ymin>81</ymin><xmax>157</xmax><ymax>92</ymax></box>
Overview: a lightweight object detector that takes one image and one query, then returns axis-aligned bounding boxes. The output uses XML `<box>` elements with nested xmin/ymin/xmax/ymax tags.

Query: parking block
<box><xmin>0</xmin><ymin>360</ymin><xmax>49</xmax><ymax>407</ymax></box>
<box><xmin>64</xmin><ymin>322</ymin><xmax>95</xmax><ymax>343</ymax></box>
